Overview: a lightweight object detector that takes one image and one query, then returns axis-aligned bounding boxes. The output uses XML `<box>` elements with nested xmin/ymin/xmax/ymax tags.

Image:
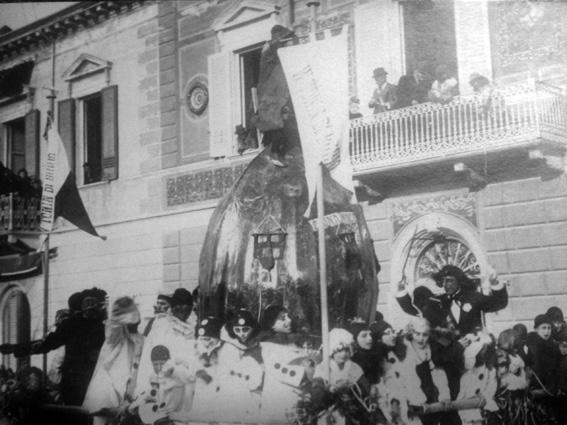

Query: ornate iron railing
<box><xmin>0</xmin><ymin>194</ymin><xmax>42</xmax><ymax>234</ymax></box>
<box><xmin>350</xmin><ymin>80</ymin><xmax>567</xmax><ymax>171</ymax></box>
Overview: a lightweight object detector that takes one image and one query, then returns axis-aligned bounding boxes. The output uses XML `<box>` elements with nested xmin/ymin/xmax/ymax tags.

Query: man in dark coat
<box><xmin>395</xmin><ymin>67</ymin><xmax>431</xmax><ymax>109</ymax></box>
<box><xmin>396</xmin><ymin>265</ymin><xmax>508</xmax><ymax>337</ymax></box>
<box><xmin>435</xmin><ymin>265</ymin><xmax>508</xmax><ymax>336</ymax></box>
<box><xmin>16</xmin><ymin>288</ymin><xmax>106</xmax><ymax>406</ymax></box>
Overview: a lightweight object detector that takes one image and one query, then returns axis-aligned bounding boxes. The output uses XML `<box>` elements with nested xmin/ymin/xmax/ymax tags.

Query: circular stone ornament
<box><xmin>186</xmin><ymin>81</ymin><xmax>208</xmax><ymax>116</ymax></box>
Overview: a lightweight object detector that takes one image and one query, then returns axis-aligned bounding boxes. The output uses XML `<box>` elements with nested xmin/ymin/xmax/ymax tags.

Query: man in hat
<box><xmin>16</xmin><ymin>287</ymin><xmax>106</xmax><ymax>407</ymax></box>
<box><xmin>434</xmin><ymin>265</ymin><xmax>507</xmax><ymax>336</ymax></box>
<box><xmin>143</xmin><ymin>293</ymin><xmax>172</xmax><ymax>336</ymax></box>
<box><xmin>546</xmin><ymin>306</ymin><xmax>566</xmax><ymax>342</ymax></box>
<box><xmin>368</xmin><ymin>67</ymin><xmax>397</xmax><ymax>114</ymax></box>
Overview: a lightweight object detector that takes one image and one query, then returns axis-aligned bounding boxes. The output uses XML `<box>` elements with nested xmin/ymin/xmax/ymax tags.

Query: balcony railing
<box><xmin>350</xmin><ymin>80</ymin><xmax>567</xmax><ymax>172</ymax></box>
<box><xmin>0</xmin><ymin>194</ymin><xmax>42</xmax><ymax>234</ymax></box>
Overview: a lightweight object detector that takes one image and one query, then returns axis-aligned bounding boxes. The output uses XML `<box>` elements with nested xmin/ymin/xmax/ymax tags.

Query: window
<box><xmin>1</xmin><ymin>289</ymin><xmax>30</xmax><ymax>371</ymax></box>
<box><xmin>58</xmin><ymin>85</ymin><xmax>118</xmax><ymax>185</ymax></box>
<box><xmin>2</xmin><ymin>110</ymin><xmax>40</xmax><ymax>180</ymax></box>
<box><xmin>208</xmin><ymin>0</ymin><xmax>280</xmax><ymax>157</ymax></box>
<box><xmin>5</xmin><ymin>117</ymin><xmax>25</xmax><ymax>173</ymax></box>
<box><xmin>61</xmin><ymin>54</ymin><xmax>117</xmax><ymax>184</ymax></box>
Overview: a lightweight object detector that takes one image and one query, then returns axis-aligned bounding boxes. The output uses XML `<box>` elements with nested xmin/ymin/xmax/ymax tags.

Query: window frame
<box><xmin>208</xmin><ymin>2</ymin><xmax>280</xmax><ymax>158</ymax></box>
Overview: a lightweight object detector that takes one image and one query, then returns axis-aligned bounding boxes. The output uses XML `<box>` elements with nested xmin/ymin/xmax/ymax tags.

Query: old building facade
<box><xmin>0</xmin><ymin>0</ymin><xmax>566</xmax><ymax>369</ymax></box>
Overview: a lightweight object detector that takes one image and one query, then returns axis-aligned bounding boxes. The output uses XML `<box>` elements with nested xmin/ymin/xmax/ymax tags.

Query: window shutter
<box><xmin>24</xmin><ymin>109</ymin><xmax>40</xmax><ymax>178</ymax></box>
<box><xmin>57</xmin><ymin>98</ymin><xmax>76</xmax><ymax>172</ymax></box>
<box><xmin>208</xmin><ymin>52</ymin><xmax>232</xmax><ymax>158</ymax></box>
<box><xmin>101</xmin><ymin>85</ymin><xmax>119</xmax><ymax>181</ymax></box>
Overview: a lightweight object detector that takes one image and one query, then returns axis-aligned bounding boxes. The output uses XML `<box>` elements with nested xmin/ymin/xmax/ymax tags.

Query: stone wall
<box><xmin>360</xmin><ymin>172</ymin><xmax>567</xmax><ymax>334</ymax></box>
<box><xmin>481</xmin><ymin>174</ymin><xmax>567</xmax><ymax>330</ymax></box>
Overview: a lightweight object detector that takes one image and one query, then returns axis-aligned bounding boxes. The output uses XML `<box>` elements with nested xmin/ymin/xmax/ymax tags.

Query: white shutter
<box><xmin>208</xmin><ymin>51</ymin><xmax>232</xmax><ymax>158</ymax></box>
<box><xmin>454</xmin><ymin>0</ymin><xmax>492</xmax><ymax>95</ymax></box>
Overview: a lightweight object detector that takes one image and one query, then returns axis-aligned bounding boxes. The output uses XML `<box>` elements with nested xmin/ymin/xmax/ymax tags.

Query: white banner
<box><xmin>278</xmin><ymin>30</ymin><xmax>354</xmax><ymax>212</ymax></box>
<box><xmin>39</xmin><ymin>124</ymin><xmax>70</xmax><ymax>233</ymax></box>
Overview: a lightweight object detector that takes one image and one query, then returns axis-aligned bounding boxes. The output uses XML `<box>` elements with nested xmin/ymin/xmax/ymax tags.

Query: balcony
<box><xmin>0</xmin><ymin>194</ymin><xmax>42</xmax><ymax>235</ymax></box>
<box><xmin>350</xmin><ymin>81</ymin><xmax>567</xmax><ymax>195</ymax></box>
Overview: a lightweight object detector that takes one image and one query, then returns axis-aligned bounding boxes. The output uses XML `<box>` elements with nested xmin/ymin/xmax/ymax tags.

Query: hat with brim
<box><xmin>373</xmin><ymin>67</ymin><xmax>387</xmax><ymax>78</ymax></box>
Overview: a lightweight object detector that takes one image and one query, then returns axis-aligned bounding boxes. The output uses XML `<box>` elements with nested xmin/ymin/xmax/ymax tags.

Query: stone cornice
<box><xmin>0</xmin><ymin>1</ymin><xmax>151</xmax><ymax>61</ymax></box>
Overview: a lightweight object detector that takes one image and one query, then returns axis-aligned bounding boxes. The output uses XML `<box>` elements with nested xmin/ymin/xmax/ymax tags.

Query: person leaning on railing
<box><xmin>428</xmin><ymin>65</ymin><xmax>459</xmax><ymax>104</ymax></box>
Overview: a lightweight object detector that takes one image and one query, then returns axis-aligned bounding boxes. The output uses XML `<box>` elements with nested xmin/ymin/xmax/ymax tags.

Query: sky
<box><xmin>0</xmin><ymin>2</ymin><xmax>75</xmax><ymax>31</ymax></box>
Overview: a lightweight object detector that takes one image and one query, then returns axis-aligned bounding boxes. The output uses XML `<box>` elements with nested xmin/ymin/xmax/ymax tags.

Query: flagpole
<box><xmin>316</xmin><ymin>163</ymin><xmax>330</xmax><ymax>381</ymax></box>
<box><xmin>306</xmin><ymin>0</ymin><xmax>330</xmax><ymax>382</ymax></box>
<box><xmin>42</xmin><ymin>41</ymin><xmax>56</xmax><ymax>374</ymax></box>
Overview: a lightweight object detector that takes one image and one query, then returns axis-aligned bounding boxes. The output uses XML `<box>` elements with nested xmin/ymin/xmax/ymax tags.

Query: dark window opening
<box><xmin>83</xmin><ymin>93</ymin><xmax>103</xmax><ymax>184</ymax></box>
<box><xmin>239</xmin><ymin>46</ymin><xmax>262</xmax><ymax>147</ymax></box>
<box><xmin>402</xmin><ymin>0</ymin><xmax>458</xmax><ymax>83</ymax></box>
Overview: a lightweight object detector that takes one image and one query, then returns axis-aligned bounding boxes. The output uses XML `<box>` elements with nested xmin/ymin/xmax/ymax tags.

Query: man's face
<box><xmin>443</xmin><ymin>275</ymin><xmax>459</xmax><ymax>295</ymax></box>
<box><xmin>552</xmin><ymin>321</ymin><xmax>564</xmax><ymax>332</ymax></box>
<box><xmin>272</xmin><ymin>311</ymin><xmax>292</xmax><ymax>334</ymax></box>
<box><xmin>233</xmin><ymin>325</ymin><xmax>253</xmax><ymax>343</ymax></box>
<box><xmin>414</xmin><ymin>69</ymin><xmax>424</xmax><ymax>81</ymax></box>
<box><xmin>536</xmin><ymin>323</ymin><xmax>552</xmax><ymax>340</ymax></box>
<box><xmin>559</xmin><ymin>341</ymin><xmax>567</xmax><ymax>356</ymax></box>
<box><xmin>154</xmin><ymin>298</ymin><xmax>171</xmax><ymax>314</ymax></box>
<box><xmin>412</xmin><ymin>325</ymin><xmax>430</xmax><ymax>349</ymax></box>
<box><xmin>172</xmin><ymin>304</ymin><xmax>192</xmax><ymax>322</ymax></box>
<box><xmin>356</xmin><ymin>330</ymin><xmax>373</xmax><ymax>350</ymax></box>
<box><xmin>81</xmin><ymin>296</ymin><xmax>101</xmax><ymax>319</ymax></box>
<box><xmin>374</xmin><ymin>75</ymin><xmax>386</xmax><ymax>86</ymax></box>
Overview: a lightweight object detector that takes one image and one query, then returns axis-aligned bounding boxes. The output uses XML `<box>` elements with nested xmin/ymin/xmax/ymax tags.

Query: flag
<box><xmin>39</xmin><ymin>115</ymin><xmax>104</xmax><ymax>239</ymax></box>
<box><xmin>277</xmin><ymin>29</ymin><xmax>354</xmax><ymax>213</ymax></box>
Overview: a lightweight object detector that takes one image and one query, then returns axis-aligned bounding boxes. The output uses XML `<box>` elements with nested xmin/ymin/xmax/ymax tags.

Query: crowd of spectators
<box><xmin>0</xmin><ymin>267</ymin><xmax>565</xmax><ymax>425</ymax></box>
<box><xmin>0</xmin><ymin>163</ymin><xmax>41</xmax><ymax>198</ymax></box>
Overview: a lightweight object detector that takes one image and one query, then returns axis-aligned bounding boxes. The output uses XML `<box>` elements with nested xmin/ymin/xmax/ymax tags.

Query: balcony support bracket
<box><xmin>354</xmin><ymin>180</ymin><xmax>384</xmax><ymax>205</ymax></box>
<box><xmin>528</xmin><ymin>149</ymin><xmax>565</xmax><ymax>180</ymax></box>
<box><xmin>453</xmin><ymin>162</ymin><xmax>487</xmax><ymax>192</ymax></box>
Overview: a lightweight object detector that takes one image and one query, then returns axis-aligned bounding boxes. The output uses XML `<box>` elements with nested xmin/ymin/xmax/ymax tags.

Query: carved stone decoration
<box><xmin>166</xmin><ymin>163</ymin><xmax>248</xmax><ymax>207</ymax></box>
<box><xmin>392</xmin><ymin>193</ymin><xmax>477</xmax><ymax>236</ymax></box>
<box><xmin>490</xmin><ymin>0</ymin><xmax>567</xmax><ymax>76</ymax></box>
<box><xmin>62</xmin><ymin>53</ymin><xmax>112</xmax><ymax>82</ymax></box>
<box><xmin>185</xmin><ymin>77</ymin><xmax>208</xmax><ymax>117</ymax></box>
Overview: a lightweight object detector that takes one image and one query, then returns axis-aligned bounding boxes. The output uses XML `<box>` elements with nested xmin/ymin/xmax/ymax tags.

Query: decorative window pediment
<box><xmin>62</xmin><ymin>53</ymin><xmax>112</xmax><ymax>82</ymax></box>
<box><xmin>212</xmin><ymin>0</ymin><xmax>280</xmax><ymax>33</ymax></box>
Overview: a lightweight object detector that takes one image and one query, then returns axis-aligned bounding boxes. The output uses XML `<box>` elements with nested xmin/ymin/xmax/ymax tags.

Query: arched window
<box><xmin>1</xmin><ymin>288</ymin><xmax>31</xmax><ymax>371</ymax></box>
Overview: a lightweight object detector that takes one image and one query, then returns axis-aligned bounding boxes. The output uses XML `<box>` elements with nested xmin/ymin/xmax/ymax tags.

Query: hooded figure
<box><xmin>83</xmin><ymin>297</ymin><xmax>144</xmax><ymax>425</ymax></box>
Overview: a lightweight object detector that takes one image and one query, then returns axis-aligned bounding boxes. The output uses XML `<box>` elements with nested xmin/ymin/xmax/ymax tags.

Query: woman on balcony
<box><xmin>428</xmin><ymin>65</ymin><xmax>459</xmax><ymax>104</ymax></box>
